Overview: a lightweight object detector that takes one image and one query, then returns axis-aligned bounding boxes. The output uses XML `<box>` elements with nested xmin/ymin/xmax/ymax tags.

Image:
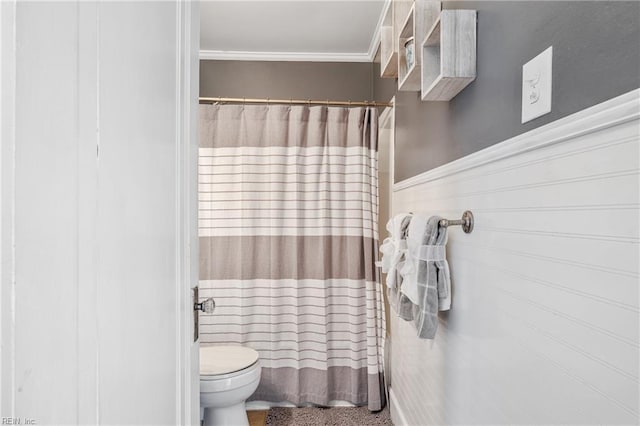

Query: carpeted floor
<box><xmin>265</xmin><ymin>406</ymin><xmax>392</xmax><ymax>426</ymax></box>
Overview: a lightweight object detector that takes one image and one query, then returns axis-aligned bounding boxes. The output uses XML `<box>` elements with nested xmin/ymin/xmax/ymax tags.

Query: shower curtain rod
<box><xmin>199</xmin><ymin>96</ymin><xmax>393</xmax><ymax>108</ymax></box>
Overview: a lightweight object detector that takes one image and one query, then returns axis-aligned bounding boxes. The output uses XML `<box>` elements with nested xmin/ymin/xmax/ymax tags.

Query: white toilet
<box><xmin>200</xmin><ymin>345</ymin><xmax>261</xmax><ymax>426</ymax></box>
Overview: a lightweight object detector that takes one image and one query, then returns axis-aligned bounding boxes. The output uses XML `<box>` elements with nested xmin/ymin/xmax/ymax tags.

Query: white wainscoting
<box><xmin>389</xmin><ymin>89</ymin><xmax>639</xmax><ymax>425</ymax></box>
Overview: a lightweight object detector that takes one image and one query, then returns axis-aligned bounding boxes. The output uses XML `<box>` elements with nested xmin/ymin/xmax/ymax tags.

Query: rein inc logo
<box><xmin>2</xmin><ymin>418</ymin><xmax>35</xmax><ymax>425</ymax></box>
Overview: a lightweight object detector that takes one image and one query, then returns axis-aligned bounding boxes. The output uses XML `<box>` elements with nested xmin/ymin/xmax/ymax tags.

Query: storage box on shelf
<box><xmin>421</xmin><ymin>10</ymin><xmax>477</xmax><ymax>101</ymax></box>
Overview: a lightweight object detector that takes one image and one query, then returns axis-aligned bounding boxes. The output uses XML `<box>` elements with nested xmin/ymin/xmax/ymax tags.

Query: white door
<box><xmin>0</xmin><ymin>1</ymin><xmax>200</xmax><ymax>424</ymax></box>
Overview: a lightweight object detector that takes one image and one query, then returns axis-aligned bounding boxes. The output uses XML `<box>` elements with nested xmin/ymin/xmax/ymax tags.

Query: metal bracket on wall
<box><xmin>439</xmin><ymin>211</ymin><xmax>474</xmax><ymax>234</ymax></box>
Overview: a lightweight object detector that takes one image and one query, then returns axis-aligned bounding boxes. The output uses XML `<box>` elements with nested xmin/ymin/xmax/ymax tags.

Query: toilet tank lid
<box><xmin>200</xmin><ymin>345</ymin><xmax>259</xmax><ymax>375</ymax></box>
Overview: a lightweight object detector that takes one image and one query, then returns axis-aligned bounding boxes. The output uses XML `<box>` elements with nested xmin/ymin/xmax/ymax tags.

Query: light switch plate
<box><xmin>522</xmin><ymin>46</ymin><xmax>552</xmax><ymax>123</ymax></box>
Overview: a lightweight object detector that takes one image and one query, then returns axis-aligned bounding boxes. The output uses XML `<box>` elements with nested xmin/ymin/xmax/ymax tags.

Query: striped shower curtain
<box><xmin>198</xmin><ymin>104</ymin><xmax>385</xmax><ymax>410</ymax></box>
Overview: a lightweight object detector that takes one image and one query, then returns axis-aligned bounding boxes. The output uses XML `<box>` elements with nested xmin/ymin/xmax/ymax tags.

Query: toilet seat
<box><xmin>200</xmin><ymin>345</ymin><xmax>260</xmax><ymax>380</ymax></box>
<box><xmin>199</xmin><ymin>345</ymin><xmax>262</xmax><ymax>426</ymax></box>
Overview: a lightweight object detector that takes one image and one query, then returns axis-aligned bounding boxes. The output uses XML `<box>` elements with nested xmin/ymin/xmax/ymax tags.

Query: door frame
<box><xmin>0</xmin><ymin>0</ymin><xmax>17</xmax><ymax>414</ymax></box>
<box><xmin>176</xmin><ymin>0</ymin><xmax>200</xmax><ymax>424</ymax></box>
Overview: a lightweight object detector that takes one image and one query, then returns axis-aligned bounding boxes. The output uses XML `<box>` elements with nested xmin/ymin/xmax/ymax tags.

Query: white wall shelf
<box><xmin>421</xmin><ymin>10</ymin><xmax>477</xmax><ymax>101</ymax></box>
<box><xmin>397</xmin><ymin>0</ymin><xmax>442</xmax><ymax>92</ymax></box>
<box><xmin>380</xmin><ymin>2</ymin><xmax>397</xmax><ymax>77</ymax></box>
<box><xmin>397</xmin><ymin>5</ymin><xmax>419</xmax><ymax>90</ymax></box>
<box><xmin>380</xmin><ymin>0</ymin><xmax>414</xmax><ymax>79</ymax></box>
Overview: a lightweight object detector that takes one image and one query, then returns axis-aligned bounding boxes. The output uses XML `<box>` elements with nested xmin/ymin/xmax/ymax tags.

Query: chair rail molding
<box><xmin>394</xmin><ymin>88</ymin><xmax>640</xmax><ymax>191</ymax></box>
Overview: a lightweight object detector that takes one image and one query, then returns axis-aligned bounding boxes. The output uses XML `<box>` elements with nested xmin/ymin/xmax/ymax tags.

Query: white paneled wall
<box><xmin>389</xmin><ymin>90</ymin><xmax>639</xmax><ymax>425</ymax></box>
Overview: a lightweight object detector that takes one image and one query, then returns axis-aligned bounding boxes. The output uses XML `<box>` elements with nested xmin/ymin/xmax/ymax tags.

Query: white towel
<box><xmin>377</xmin><ymin>213</ymin><xmax>411</xmax><ymax>289</ymax></box>
<box><xmin>385</xmin><ymin>214</ymin><xmax>415</xmax><ymax>320</ymax></box>
<box><xmin>399</xmin><ymin>214</ymin><xmax>429</xmax><ymax>305</ymax></box>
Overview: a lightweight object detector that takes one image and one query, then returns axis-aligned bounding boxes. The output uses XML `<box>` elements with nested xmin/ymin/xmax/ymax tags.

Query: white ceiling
<box><xmin>200</xmin><ymin>1</ymin><xmax>387</xmax><ymax>62</ymax></box>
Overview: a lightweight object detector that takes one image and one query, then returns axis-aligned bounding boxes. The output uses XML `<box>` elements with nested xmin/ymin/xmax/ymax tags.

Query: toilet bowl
<box><xmin>200</xmin><ymin>345</ymin><xmax>261</xmax><ymax>426</ymax></box>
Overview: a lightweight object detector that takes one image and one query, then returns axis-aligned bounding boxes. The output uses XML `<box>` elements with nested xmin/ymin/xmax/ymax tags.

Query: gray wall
<box><xmin>199</xmin><ymin>2</ymin><xmax>640</xmax><ymax>183</ymax></box>
<box><xmin>374</xmin><ymin>1</ymin><xmax>640</xmax><ymax>182</ymax></box>
<box><xmin>200</xmin><ymin>60</ymin><xmax>373</xmax><ymax>101</ymax></box>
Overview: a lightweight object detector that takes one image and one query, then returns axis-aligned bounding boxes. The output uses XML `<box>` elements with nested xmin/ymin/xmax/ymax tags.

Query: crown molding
<box><xmin>199</xmin><ymin>50</ymin><xmax>373</xmax><ymax>63</ymax></box>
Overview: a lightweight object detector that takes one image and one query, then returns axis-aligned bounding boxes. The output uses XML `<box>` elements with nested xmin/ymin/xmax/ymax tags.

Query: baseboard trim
<box><xmin>389</xmin><ymin>387</ymin><xmax>409</xmax><ymax>426</ymax></box>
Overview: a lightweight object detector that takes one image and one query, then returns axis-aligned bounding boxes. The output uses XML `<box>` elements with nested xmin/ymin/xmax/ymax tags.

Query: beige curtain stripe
<box><xmin>200</xmin><ymin>235</ymin><xmax>378</xmax><ymax>281</ymax></box>
<box><xmin>251</xmin><ymin>367</ymin><xmax>383</xmax><ymax>408</ymax></box>
<box><xmin>200</xmin><ymin>105</ymin><xmax>378</xmax><ymax>149</ymax></box>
